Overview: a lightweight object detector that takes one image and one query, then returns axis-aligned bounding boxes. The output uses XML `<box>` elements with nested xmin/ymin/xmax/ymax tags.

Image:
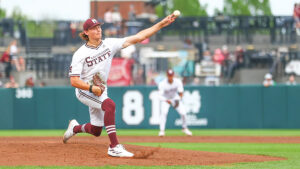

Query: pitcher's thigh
<box><xmin>89</xmin><ymin>107</ymin><xmax>105</xmax><ymax>127</ymax></box>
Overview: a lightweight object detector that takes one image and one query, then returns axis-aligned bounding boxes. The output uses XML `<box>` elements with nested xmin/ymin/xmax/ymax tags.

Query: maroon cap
<box><xmin>83</xmin><ymin>18</ymin><xmax>101</xmax><ymax>31</ymax></box>
<box><xmin>166</xmin><ymin>69</ymin><xmax>174</xmax><ymax>76</ymax></box>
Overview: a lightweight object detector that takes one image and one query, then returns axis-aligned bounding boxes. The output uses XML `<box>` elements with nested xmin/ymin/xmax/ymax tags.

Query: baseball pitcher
<box><xmin>63</xmin><ymin>14</ymin><xmax>177</xmax><ymax>157</ymax></box>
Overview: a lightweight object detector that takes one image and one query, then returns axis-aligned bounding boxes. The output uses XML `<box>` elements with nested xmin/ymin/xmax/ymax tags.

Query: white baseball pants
<box><xmin>75</xmin><ymin>88</ymin><xmax>108</xmax><ymax>127</ymax></box>
<box><xmin>159</xmin><ymin>99</ymin><xmax>188</xmax><ymax>131</ymax></box>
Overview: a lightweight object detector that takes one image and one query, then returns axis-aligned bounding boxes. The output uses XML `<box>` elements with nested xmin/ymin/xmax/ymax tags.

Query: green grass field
<box><xmin>0</xmin><ymin>129</ymin><xmax>300</xmax><ymax>169</ymax></box>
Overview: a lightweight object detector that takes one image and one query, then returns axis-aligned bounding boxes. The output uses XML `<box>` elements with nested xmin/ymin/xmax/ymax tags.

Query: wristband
<box><xmin>89</xmin><ymin>85</ymin><xmax>93</xmax><ymax>93</ymax></box>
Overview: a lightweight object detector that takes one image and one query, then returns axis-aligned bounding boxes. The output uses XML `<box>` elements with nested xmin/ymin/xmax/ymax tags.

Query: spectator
<box><xmin>146</xmin><ymin>3</ymin><xmax>158</xmax><ymax>23</ymax></box>
<box><xmin>18</xmin><ymin>55</ymin><xmax>25</xmax><ymax>72</ymax></box>
<box><xmin>25</xmin><ymin>77</ymin><xmax>35</xmax><ymax>87</ymax></box>
<box><xmin>112</xmin><ymin>5</ymin><xmax>122</xmax><ymax>36</ymax></box>
<box><xmin>70</xmin><ymin>22</ymin><xmax>77</xmax><ymax>39</ymax></box>
<box><xmin>4</xmin><ymin>75</ymin><xmax>19</xmax><ymax>88</ymax></box>
<box><xmin>286</xmin><ymin>74</ymin><xmax>297</xmax><ymax>85</ymax></box>
<box><xmin>104</xmin><ymin>8</ymin><xmax>113</xmax><ymax>23</ymax></box>
<box><xmin>183</xmin><ymin>39</ymin><xmax>193</xmax><ymax>49</ymax></box>
<box><xmin>263</xmin><ymin>73</ymin><xmax>276</xmax><ymax>87</ymax></box>
<box><xmin>104</xmin><ymin>7</ymin><xmax>116</xmax><ymax>36</ymax></box>
<box><xmin>221</xmin><ymin>45</ymin><xmax>230</xmax><ymax>60</ymax></box>
<box><xmin>133</xmin><ymin>67</ymin><xmax>145</xmax><ymax>85</ymax></box>
<box><xmin>226</xmin><ymin>45</ymin><xmax>245</xmax><ymax>80</ymax></box>
<box><xmin>39</xmin><ymin>81</ymin><xmax>46</xmax><ymax>87</ymax></box>
<box><xmin>127</xmin><ymin>5</ymin><xmax>141</xmax><ymax>36</ymax></box>
<box><xmin>9</xmin><ymin>40</ymin><xmax>25</xmax><ymax>72</ymax></box>
<box><xmin>191</xmin><ymin>77</ymin><xmax>200</xmax><ymax>86</ymax></box>
<box><xmin>221</xmin><ymin>45</ymin><xmax>230</xmax><ymax>75</ymax></box>
<box><xmin>293</xmin><ymin>3</ymin><xmax>300</xmax><ymax>35</ymax></box>
<box><xmin>128</xmin><ymin>4</ymin><xmax>136</xmax><ymax>21</ymax></box>
<box><xmin>0</xmin><ymin>47</ymin><xmax>12</xmax><ymax>78</ymax></box>
<box><xmin>213</xmin><ymin>48</ymin><xmax>225</xmax><ymax>65</ymax></box>
<box><xmin>235</xmin><ymin>45</ymin><xmax>244</xmax><ymax>67</ymax></box>
<box><xmin>137</xmin><ymin>3</ymin><xmax>158</xmax><ymax>23</ymax></box>
<box><xmin>203</xmin><ymin>50</ymin><xmax>212</xmax><ymax>61</ymax></box>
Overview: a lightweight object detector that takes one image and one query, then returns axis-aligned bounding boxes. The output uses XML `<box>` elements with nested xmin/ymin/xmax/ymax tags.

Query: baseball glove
<box><xmin>92</xmin><ymin>73</ymin><xmax>106</xmax><ymax>95</ymax></box>
<box><xmin>173</xmin><ymin>100</ymin><xmax>179</xmax><ymax>108</ymax></box>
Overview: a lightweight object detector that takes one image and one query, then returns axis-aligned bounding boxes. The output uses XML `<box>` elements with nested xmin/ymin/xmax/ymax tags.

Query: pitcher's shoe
<box><xmin>158</xmin><ymin>130</ymin><xmax>165</xmax><ymax>137</ymax></box>
<box><xmin>108</xmin><ymin>144</ymin><xmax>134</xmax><ymax>157</ymax></box>
<box><xmin>182</xmin><ymin>128</ymin><xmax>192</xmax><ymax>136</ymax></box>
<box><xmin>63</xmin><ymin>119</ymin><xmax>79</xmax><ymax>143</ymax></box>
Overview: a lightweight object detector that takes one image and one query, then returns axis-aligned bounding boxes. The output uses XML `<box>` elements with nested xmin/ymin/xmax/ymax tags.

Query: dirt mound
<box><xmin>0</xmin><ymin>136</ymin><xmax>286</xmax><ymax>166</ymax></box>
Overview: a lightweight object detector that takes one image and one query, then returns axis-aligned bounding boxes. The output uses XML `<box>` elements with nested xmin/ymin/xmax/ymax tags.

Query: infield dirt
<box><xmin>0</xmin><ymin>136</ymin><xmax>297</xmax><ymax>166</ymax></box>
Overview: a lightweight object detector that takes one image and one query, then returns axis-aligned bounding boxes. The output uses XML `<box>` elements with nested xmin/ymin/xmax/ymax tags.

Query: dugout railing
<box><xmin>50</xmin><ymin>16</ymin><xmax>298</xmax><ymax>46</ymax></box>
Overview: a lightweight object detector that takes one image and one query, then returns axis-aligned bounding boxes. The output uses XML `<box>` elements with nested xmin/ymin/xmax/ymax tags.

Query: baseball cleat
<box><xmin>63</xmin><ymin>119</ymin><xmax>79</xmax><ymax>143</ymax></box>
<box><xmin>158</xmin><ymin>130</ymin><xmax>165</xmax><ymax>137</ymax></box>
<box><xmin>108</xmin><ymin>144</ymin><xmax>134</xmax><ymax>157</ymax></box>
<box><xmin>182</xmin><ymin>128</ymin><xmax>192</xmax><ymax>136</ymax></box>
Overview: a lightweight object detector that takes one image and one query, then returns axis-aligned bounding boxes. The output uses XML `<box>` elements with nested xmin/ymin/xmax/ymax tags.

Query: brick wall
<box><xmin>90</xmin><ymin>1</ymin><xmax>148</xmax><ymax>20</ymax></box>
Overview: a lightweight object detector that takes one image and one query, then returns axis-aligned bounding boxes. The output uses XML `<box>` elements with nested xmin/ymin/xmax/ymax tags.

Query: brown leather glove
<box><xmin>92</xmin><ymin>73</ymin><xmax>105</xmax><ymax>96</ymax></box>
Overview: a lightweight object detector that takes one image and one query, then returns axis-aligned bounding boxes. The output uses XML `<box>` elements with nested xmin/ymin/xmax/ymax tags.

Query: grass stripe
<box><xmin>128</xmin><ymin>142</ymin><xmax>300</xmax><ymax>169</ymax></box>
<box><xmin>0</xmin><ymin>129</ymin><xmax>300</xmax><ymax>137</ymax></box>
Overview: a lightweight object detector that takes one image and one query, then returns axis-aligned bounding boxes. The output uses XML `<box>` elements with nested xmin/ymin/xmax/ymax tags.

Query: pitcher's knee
<box><xmin>91</xmin><ymin>125</ymin><xmax>102</xmax><ymax>137</ymax></box>
<box><xmin>102</xmin><ymin>98</ymin><xmax>115</xmax><ymax>113</ymax></box>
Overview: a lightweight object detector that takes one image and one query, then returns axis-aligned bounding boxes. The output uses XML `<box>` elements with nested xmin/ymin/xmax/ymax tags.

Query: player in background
<box><xmin>63</xmin><ymin>14</ymin><xmax>177</xmax><ymax>157</ymax></box>
<box><xmin>158</xmin><ymin>69</ymin><xmax>193</xmax><ymax>137</ymax></box>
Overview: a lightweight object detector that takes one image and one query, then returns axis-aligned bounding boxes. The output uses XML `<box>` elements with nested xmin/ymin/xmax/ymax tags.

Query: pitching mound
<box><xmin>0</xmin><ymin>136</ymin><xmax>288</xmax><ymax>166</ymax></box>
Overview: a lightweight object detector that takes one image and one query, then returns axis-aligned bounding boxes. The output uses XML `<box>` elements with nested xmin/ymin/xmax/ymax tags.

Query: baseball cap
<box><xmin>166</xmin><ymin>69</ymin><xmax>174</xmax><ymax>76</ymax></box>
<box><xmin>83</xmin><ymin>18</ymin><xmax>102</xmax><ymax>31</ymax></box>
<box><xmin>264</xmin><ymin>73</ymin><xmax>272</xmax><ymax>79</ymax></box>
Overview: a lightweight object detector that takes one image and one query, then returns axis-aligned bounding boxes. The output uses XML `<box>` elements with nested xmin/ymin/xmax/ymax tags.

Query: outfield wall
<box><xmin>1</xmin><ymin>85</ymin><xmax>300</xmax><ymax>129</ymax></box>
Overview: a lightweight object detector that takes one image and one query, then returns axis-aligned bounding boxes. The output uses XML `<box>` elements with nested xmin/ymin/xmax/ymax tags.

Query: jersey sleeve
<box><xmin>69</xmin><ymin>51</ymin><xmax>84</xmax><ymax>77</ymax></box>
<box><xmin>105</xmin><ymin>38</ymin><xmax>127</xmax><ymax>53</ymax></box>
<box><xmin>177</xmin><ymin>79</ymin><xmax>184</xmax><ymax>93</ymax></box>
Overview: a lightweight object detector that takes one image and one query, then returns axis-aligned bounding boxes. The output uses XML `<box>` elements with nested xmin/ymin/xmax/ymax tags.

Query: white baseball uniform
<box><xmin>10</xmin><ymin>44</ymin><xmax>18</xmax><ymax>59</ymax></box>
<box><xmin>69</xmin><ymin>38</ymin><xmax>126</xmax><ymax>127</ymax></box>
<box><xmin>158</xmin><ymin>78</ymin><xmax>188</xmax><ymax>131</ymax></box>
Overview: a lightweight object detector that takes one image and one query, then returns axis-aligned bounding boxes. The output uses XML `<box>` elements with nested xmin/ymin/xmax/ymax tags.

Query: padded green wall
<box><xmin>1</xmin><ymin>85</ymin><xmax>300</xmax><ymax>129</ymax></box>
<box><xmin>0</xmin><ymin>89</ymin><xmax>13</xmax><ymax>129</ymax></box>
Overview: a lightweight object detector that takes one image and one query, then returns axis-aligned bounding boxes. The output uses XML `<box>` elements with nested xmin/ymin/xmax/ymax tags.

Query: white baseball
<box><xmin>173</xmin><ymin>10</ymin><xmax>181</xmax><ymax>17</ymax></box>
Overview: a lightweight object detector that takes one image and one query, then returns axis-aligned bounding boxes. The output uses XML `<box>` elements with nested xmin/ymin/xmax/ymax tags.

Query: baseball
<box><xmin>173</xmin><ymin>10</ymin><xmax>181</xmax><ymax>17</ymax></box>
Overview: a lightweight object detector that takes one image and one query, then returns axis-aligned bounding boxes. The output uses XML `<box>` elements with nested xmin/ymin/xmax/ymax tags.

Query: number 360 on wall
<box><xmin>15</xmin><ymin>88</ymin><xmax>33</xmax><ymax>99</ymax></box>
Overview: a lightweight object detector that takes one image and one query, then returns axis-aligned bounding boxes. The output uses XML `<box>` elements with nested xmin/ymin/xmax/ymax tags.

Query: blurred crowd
<box><xmin>0</xmin><ymin>39</ymin><xmax>46</xmax><ymax>88</ymax></box>
<box><xmin>0</xmin><ymin>40</ymin><xmax>25</xmax><ymax>78</ymax></box>
<box><xmin>1</xmin><ymin>2</ymin><xmax>300</xmax><ymax>88</ymax></box>
<box><xmin>201</xmin><ymin>45</ymin><xmax>245</xmax><ymax>81</ymax></box>
<box><xmin>54</xmin><ymin>3</ymin><xmax>158</xmax><ymax>46</ymax></box>
<box><xmin>102</xmin><ymin>4</ymin><xmax>158</xmax><ymax>37</ymax></box>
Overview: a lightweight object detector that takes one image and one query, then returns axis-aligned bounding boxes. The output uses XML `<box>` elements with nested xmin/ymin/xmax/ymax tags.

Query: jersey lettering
<box><xmin>164</xmin><ymin>87</ymin><xmax>177</xmax><ymax>95</ymax></box>
<box><xmin>85</xmin><ymin>50</ymin><xmax>111</xmax><ymax>67</ymax></box>
<box><xmin>69</xmin><ymin>38</ymin><xmax>126</xmax><ymax>82</ymax></box>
